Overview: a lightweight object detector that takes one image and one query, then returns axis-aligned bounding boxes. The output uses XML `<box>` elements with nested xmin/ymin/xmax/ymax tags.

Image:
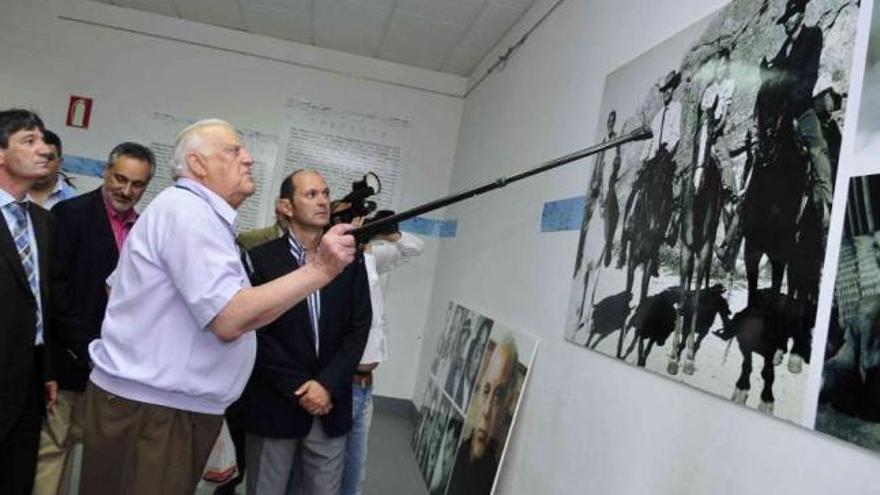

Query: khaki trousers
<box><xmin>33</xmin><ymin>390</ymin><xmax>84</xmax><ymax>495</ymax></box>
<box><xmin>79</xmin><ymin>382</ymin><xmax>223</xmax><ymax>495</ymax></box>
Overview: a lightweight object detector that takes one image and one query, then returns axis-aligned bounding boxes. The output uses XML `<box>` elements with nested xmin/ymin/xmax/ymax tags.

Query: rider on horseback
<box><xmin>617</xmin><ymin>70</ymin><xmax>682</xmax><ymax>276</ymax></box>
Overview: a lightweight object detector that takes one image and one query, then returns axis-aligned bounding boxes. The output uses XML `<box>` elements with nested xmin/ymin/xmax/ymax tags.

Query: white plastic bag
<box><xmin>202</xmin><ymin>420</ymin><xmax>239</xmax><ymax>486</ymax></box>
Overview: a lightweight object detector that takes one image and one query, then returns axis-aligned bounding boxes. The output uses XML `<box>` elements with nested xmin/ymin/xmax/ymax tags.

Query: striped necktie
<box><xmin>288</xmin><ymin>234</ymin><xmax>321</xmax><ymax>354</ymax></box>
<box><xmin>8</xmin><ymin>202</ymin><xmax>42</xmax><ymax>343</ymax></box>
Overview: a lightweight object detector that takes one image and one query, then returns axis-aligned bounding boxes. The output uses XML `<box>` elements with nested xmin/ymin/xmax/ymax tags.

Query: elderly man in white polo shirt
<box><xmin>79</xmin><ymin>119</ymin><xmax>357</xmax><ymax>495</ymax></box>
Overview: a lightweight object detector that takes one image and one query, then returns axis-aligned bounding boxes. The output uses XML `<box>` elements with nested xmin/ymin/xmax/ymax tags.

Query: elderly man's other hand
<box><xmin>295</xmin><ymin>380</ymin><xmax>333</xmax><ymax>416</ymax></box>
<box><xmin>310</xmin><ymin>223</ymin><xmax>356</xmax><ymax>278</ymax></box>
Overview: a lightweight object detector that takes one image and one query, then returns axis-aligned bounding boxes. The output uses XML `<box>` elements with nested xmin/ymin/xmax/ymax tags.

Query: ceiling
<box><xmin>88</xmin><ymin>0</ymin><xmax>539</xmax><ymax>76</ymax></box>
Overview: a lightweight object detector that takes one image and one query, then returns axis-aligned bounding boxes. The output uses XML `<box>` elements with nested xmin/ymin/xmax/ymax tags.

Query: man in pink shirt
<box><xmin>35</xmin><ymin>142</ymin><xmax>154</xmax><ymax>495</ymax></box>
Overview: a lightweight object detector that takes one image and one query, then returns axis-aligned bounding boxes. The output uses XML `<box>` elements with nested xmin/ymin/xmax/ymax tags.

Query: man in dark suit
<box><xmin>0</xmin><ymin>108</ymin><xmax>58</xmax><ymax>495</ymax></box>
<box><xmin>771</xmin><ymin>0</ymin><xmax>832</xmax><ymax>231</ymax></box>
<box><xmin>33</xmin><ymin>142</ymin><xmax>154</xmax><ymax>495</ymax></box>
<box><xmin>242</xmin><ymin>169</ymin><xmax>371</xmax><ymax>495</ymax></box>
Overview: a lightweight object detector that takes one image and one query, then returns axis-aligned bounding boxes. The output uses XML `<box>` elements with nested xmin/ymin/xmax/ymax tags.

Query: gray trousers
<box><xmin>246</xmin><ymin>420</ymin><xmax>347</xmax><ymax>495</ymax></box>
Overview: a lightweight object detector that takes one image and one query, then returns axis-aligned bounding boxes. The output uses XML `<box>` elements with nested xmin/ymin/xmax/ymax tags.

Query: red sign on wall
<box><xmin>66</xmin><ymin>96</ymin><xmax>93</xmax><ymax>129</ymax></box>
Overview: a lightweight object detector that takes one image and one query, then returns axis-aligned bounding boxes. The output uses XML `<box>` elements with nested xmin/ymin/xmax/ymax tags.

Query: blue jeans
<box><xmin>340</xmin><ymin>383</ymin><xmax>373</xmax><ymax>495</ymax></box>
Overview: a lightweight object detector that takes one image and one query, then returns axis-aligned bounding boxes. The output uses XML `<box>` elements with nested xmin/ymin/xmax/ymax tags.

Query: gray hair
<box><xmin>171</xmin><ymin>118</ymin><xmax>234</xmax><ymax>179</ymax></box>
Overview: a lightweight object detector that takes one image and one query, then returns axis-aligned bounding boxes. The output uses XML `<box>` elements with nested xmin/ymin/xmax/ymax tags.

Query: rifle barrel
<box><xmin>349</xmin><ymin>125</ymin><xmax>653</xmax><ymax>243</ymax></box>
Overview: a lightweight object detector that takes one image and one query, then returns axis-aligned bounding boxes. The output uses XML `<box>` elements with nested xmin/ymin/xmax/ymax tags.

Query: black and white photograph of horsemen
<box><xmin>565</xmin><ymin>0</ymin><xmax>858</xmax><ymax>423</ymax></box>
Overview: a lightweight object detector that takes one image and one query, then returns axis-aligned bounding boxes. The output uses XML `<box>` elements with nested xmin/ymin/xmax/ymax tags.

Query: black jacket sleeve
<box><xmin>47</xmin><ymin>202</ymin><xmax>88</xmax><ymax>366</ymax></box>
<box><xmin>243</xmin><ymin>250</ymin><xmax>313</xmax><ymax>403</ymax></box>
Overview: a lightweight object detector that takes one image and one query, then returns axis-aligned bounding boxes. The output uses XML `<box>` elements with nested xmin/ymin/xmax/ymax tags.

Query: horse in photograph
<box><xmin>716</xmin><ymin>289</ymin><xmax>792</xmax><ymax>414</ymax></box>
<box><xmin>618</xmin><ymin>147</ymin><xmax>677</xmax><ymax>303</ymax></box>
<box><xmin>780</xmin><ymin>199</ymin><xmax>823</xmax><ymax>372</ymax></box>
<box><xmin>739</xmin><ymin>58</ymin><xmax>828</xmax><ymax>371</ymax></box>
<box><xmin>583</xmin><ymin>290</ymin><xmax>633</xmax><ymax>356</ymax></box>
<box><xmin>623</xmin><ymin>284</ymin><xmax>730</xmax><ymax>370</ymax></box>
<box><xmin>668</xmin><ymin>284</ymin><xmax>733</xmax><ymax>373</ymax></box>
<box><xmin>623</xmin><ymin>287</ymin><xmax>680</xmax><ymax>367</ymax></box>
<box><xmin>740</xmin><ymin>57</ymin><xmax>810</xmax><ymax>306</ymax></box>
<box><xmin>669</xmin><ymin>96</ymin><xmax>727</xmax><ymax>376</ymax></box>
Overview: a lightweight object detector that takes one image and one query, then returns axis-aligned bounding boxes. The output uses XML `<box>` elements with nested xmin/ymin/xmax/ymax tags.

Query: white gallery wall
<box><xmin>0</xmin><ymin>0</ymin><xmax>464</xmax><ymax>400</ymax></box>
<box><xmin>6</xmin><ymin>0</ymin><xmax>880</xmax><ymax>492</ymax></box>
<box><xmin>419</xmin><ymin>0</ymin><xmax>880</xmax><ymax>493</ymax></box>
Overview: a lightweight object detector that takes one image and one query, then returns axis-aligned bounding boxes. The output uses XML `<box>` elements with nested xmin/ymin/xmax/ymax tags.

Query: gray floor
<box><xmin>361</xmin><ymin>397</ymin><xmax>427</xmax><ymax>495</ymax></box>
<box><xmin>68</xmin><ymin>396</ymin><xmax>425</xmax><ymax>494</ymax></box>
<box><xmin>193</xmin><ymin>396</ymin><xmax>428</xmax><ymax>495</ymax></box>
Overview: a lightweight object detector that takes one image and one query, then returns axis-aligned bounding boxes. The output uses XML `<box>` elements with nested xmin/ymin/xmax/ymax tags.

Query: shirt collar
<box><xmin>288</xmin><ymin>230</ymin><xmax>306</xmax><ymax>260</ymax></box>
<box><xmin>24</xmin><ymin>175</ymin><xmax>70</xmax><ymax>204</ymax></box>
<box><xmin>0</xmin><ymin>186</ymin><xmax>27</xmax><ymax>210</ymax></box>
<box><xmin>49</xmin><ymin>175</ymin><xmax>65</xmax><ymax>195</ymax></box>
<box><xmin>175</xmin><ymin>177</ymin><xmax>238</xmax><ymax>230</ymax></box>
<box><xmin>50</xmin><ymin>176</ymin><xmax>77</xmax><ymax>199</ymax></box>
<box><xmin>0</xmin><ymin>186</ymin><xmax>16</xmax><ymax>209</ymax></box>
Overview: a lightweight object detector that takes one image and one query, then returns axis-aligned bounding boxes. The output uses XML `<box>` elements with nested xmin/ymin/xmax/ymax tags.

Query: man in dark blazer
<box><xmin>0</xmin><ymin>109</ymin><xmax>58</xmax><ymax>495</ymax></box>
<box><xmin>242</xmin><ymin>169</ymin><xmax>371</xmax><ymax>495</ymax></box>
<box><xmin>33</xmin><ymin>142</ymin><xmax>154</xmax><ymax>495</ymax></box>
<box><xmin>770</xmin><ymin>0</ymin><xmax>832</xmax><ymax>231</ymax></box>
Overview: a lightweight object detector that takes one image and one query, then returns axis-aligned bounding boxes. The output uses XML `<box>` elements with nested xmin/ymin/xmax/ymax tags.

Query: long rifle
<box><xmin>349</xmin><ymin>125</ymin><xmax>654</xmax><ymax>243</ymax></box>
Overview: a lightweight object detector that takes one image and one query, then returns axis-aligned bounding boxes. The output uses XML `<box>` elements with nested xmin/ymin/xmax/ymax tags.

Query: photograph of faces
<box><xmin>430</xmin><ymin>303</ymin><xmax>495</xmax><ymax>411</ymax></box>
<box><xmin>415</xmin><ymin>303</ymin><xmax>538</xmax><ymax>494</ymax></box>
<box><xmin>413</xmin><ymin>379</ymin><xmax>443</xmax><ymax>470</ymax></box>
<box><xmin>445</xmin><ymin>327</ymin><xmax>538</xmax><ymax>495</ymax></box>
<box><xmin>450</xmin><ymin>316</ymin><xmax>494</xmax><ymax>410</ymax></box>
<box><xmin>563</xmin><ymin>0</ymin><xmax>859</xmax><ymax>423</ymax></box>
<box><xmin>427</xmin><ymin>410</ymin><xmax>463</xmax><ymax>495</ymax></box>
<box><xmin>430</xmin><ymin>303</ymin><xmax>465</xmax><ymax>383</ymax></box>
<box><xmin>422</xmin><ymin>395</ymin><xmax>452</xmax><ymax>481</ymax></box>
<box><xmin>413</xmin><ymin>379</ymin><xmax>439</xmax><ymax>452</ymax></box>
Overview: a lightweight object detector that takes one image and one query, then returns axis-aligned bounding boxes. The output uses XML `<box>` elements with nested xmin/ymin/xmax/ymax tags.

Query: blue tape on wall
<box><xmin>62</xmin><ymin>155</ymin><xmax>104</xmax><ymax>177</ymax></box>
<box><xmin>541</xmin><ymin>195</ymin><xmax>585</xmax><ymax>232</ymax></box>
<box><xmin>400</xmin><ymin>217</ymin><xmax>458</xmax><ymax>238</ymax></box>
